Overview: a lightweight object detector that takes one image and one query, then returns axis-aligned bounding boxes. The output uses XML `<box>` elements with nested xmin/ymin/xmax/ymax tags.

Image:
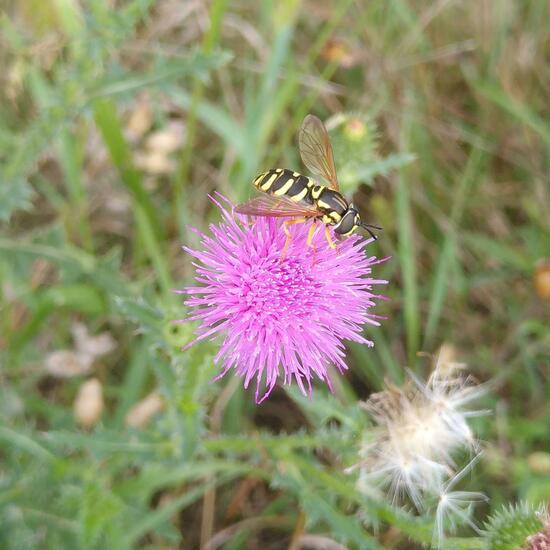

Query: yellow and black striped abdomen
<box><xmin>253</xmin><ymin>168</ymin><xmax>315</xmax><ymax>205</ymax></box>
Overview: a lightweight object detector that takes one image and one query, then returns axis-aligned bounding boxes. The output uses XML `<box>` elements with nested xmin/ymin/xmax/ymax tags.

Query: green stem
<box><xmin>58</xmin><ymin>126</ymin><xmax>94</xmax><ymax>251</ymax></box>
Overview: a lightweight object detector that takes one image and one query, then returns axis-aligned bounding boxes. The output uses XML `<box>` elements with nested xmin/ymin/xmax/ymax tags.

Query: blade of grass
<box><xmin>118</xmin><ymin>460</ymin><xmax>268</xmax><ymax>498</ymax></box>
<box><xmin>349</xmin><ymin>341</ymin><xmax>384</xmax><ymax>390</ymax></box>
<box><xmin>204</xmin><ymin>433</ymin><xmax>340</xmax><ymax>453</ymax></box>
<box><xmin>168</xmin><ymin>90</ymin><xmax>245</xmax><ymax>156</ymax></box>
<box><xmin>395</xmin><ymin>96</ymin><xmax>419</xmax><ymax>366</ymax></box>
<box><xmin>238</xmin><ymin>24</ymin><xmax>296</xmax><ymax>198</ymax></box>
<box><xmin>372</xmin><ymin>328</ymin><xmax>404</xmax><ymax>384</ymax></box>
<box><xmin>92</xmin><ymin>97</ymin><xmax>172</xmax><ymax>299</ymax></box>
<box><xmin>89</xmin><ymin>50</ymin><xmax>232</xmax><ymax>100</ymax></box>
<box><xmin>51</xmin><ymin>0</ymin><xmax>84</xmax><ymax>40</ymax></box>
<box><xmin>57</xmin><ymin>127</ymin><xmax>94</xmax><ymax>251</ymax></box>
<box><xmin>265</xmin><ymin>0</ymin><xmax>354</xmax><ymax>167</ymax></box>
<box><xmin>472</xmin><ymin>79</ymin><xmax>550</xmax><ymax>151</ymax></box>
<box><xmin>463</xmin><ymin>233</ymin><xmax>532</xmax><ymax>272</ymax></box>
<box><xmin>0</xmin><ymin>427</ymin><xmax>55</xmax><ymax>462</ymax></box>
<box><xmin>174</xmin><ymin>0</ymin><xmax>229</xmax><ymax>236</ymax></box>
<box><xmin>0</xmin><ymin>238</ymin><xmax>96</xmax><ymax>271</ymax></box>
<box><xmin>424</xmin><ymin>144</ymin><xmax>485</xmax><ymax>347</ymax></box>
<box><xmin>92</xmin><ymin>97</ymin><xmax>161</xmax><ymax>236</ymax></box>
<box><xmin>17</xmin><ymin>507</ymin><xmax>79</xmax><ymax>534</ymax></box>
<box><xmin>43</xmin><ymin>430</ymin><xmax>171</xmax><ymax>456</ymax></box>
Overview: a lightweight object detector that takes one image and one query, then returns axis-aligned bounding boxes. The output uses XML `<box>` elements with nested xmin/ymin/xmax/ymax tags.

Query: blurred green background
<box><xmin>1</xmin><ymin>0</ymin><xmax>549</xmax><ymax>548</ymax></box>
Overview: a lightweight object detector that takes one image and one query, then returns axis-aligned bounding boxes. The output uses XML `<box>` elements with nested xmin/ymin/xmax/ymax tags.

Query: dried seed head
<box><xmin>355</xmin><ymin>355</ymin><xmax>489</xmax><ymax>545</ymax></box>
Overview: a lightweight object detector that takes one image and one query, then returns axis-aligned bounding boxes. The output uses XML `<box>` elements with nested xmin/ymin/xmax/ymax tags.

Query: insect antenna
<box><xmin>361</xmin><ymin>223</ymin><xmax>383</xmax><ymax>241</ymax></box>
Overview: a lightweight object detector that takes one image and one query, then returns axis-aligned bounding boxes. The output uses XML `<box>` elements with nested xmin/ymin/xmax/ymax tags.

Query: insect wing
<box><xmin>235</xmin><ymin>194</ymin><xmax>318</xmax><ymax>218</ymax></box>
<box><xmin>298</xmin><ymin>114</ymin><xmax>340</xmax><ymax>191</ymax></box>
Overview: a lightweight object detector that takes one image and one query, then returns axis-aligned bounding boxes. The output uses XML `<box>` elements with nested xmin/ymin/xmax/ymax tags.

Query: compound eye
<box><xmin>334</xmin><ymin>211</ymin><xmax>356</xmax><ymax>235</ymax></box>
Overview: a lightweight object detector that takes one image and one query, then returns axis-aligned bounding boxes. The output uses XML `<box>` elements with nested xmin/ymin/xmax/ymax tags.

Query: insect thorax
<box><xmin>314</xmin><ymin>188</ymin><xmax>349</xmax><ymax>216</ymax></box>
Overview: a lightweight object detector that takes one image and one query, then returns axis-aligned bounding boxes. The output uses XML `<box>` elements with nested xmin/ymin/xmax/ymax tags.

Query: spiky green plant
<box><xmin>482</xmin><ymin>502</ymin><xmax>548</xmax><ymax>550</ymax></box>
<box><xmin>327</xmin><ymin>111</ymin><xmax>415</xmax><ymax>194</ymax></box>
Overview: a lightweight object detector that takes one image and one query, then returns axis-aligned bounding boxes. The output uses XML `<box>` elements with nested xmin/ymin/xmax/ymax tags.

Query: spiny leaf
<box><xmin>113</xmin><ymin>295</ymin><xmax>162</xmax><ymax>332</ymax></box>
<box><xmin>0</xmin><ymin>178</ymin><xmax>35</xmax><ymax>222</ymax></box>
<box><xmin>92</xmin><ymin>49</ymin><xmax>233</xmax><ymax>98</ymax></box>
<box><xmin>353</xmin><ymin>152</ymin><xmax>416</xmax><ymax>184</ymax></box>
<box><xmin>79</xmin><ymin>478</ymin><xmax>124</xmax><ymax>548</ymax></box>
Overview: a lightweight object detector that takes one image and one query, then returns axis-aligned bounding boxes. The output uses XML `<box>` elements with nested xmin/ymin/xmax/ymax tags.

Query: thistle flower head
<box><xmin>178</xmin><ymin>195</ymin><xmax>387</xmax><ymax>403</ymax></box>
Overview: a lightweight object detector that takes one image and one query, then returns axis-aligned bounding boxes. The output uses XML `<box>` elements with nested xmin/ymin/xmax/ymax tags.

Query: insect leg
<box><xmin>283</xmin><ymin>217</ymin><xmax>308</xmax><ymax>237</ymax></box>
<box><xmin>323</xmin><ymin>226</ymin><xmax>337</xmax><ymax>250</ymax></box>
<box><xmin>306</xmin><ymin>221</ymin><xmax>320</xmax><ymax>265</ymax></box>
<box><xmin>281</xmin><ymin>217</ymin><xmax>308</xmax><ymax>259</ymax></box>
<box><xmin>306</xmin><ymin>221</ymin><xmax>319</xmax><ymax>248</ymax></box>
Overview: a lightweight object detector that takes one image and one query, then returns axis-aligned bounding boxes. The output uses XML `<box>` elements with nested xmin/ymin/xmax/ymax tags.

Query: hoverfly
<box><xmin>235</xmin><ymin>114</ymin><xmax>381</xmax><ymax>255</ymax></box>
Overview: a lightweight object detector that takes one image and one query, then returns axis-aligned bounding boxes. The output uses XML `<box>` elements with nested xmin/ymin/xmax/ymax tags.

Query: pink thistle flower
<box><xmin>177</xmin><ymin>195</ymin><xmax>388</xmax><ymax>403</ymax></box>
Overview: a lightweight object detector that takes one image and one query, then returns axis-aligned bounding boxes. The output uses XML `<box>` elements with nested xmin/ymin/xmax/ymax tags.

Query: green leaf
<box><xmin>79</xmin><ymin>477</ymin><xmax>124</xmax><ymax>549</ymax></box>
<box><xmin>464</xmin><ymin>233</ymin><xmax>532</xmax><ymax>273</ymax></box>
<box><xmin>42</xmin><ymin>429</ymin><xmax>170</xmax><ymax>458</ymax></box>
<box><xmin>300</xmin><ymin>487</ymin><xmax>382</xmax><ymax>549</ymax></box>
<box><xmin>395</xmin><ymin>101</ymin><xmax>420</xmax><ymax>366</ymax></box>
<box><xmin>0</xmin><ymin>178</ymin><xmax>35</xmax><ymax>222</ymax></box>
<box><xmin>354</xmin><ymin>153</ymin><xmax>416</xmax><ymax>184</ymax></box>
<box><xmin>92</xmin><ymin>96</ymin><xmax>173</xmax><ymax>298</ymax></box>
<box><xmin>123</xmin><ymin>473</ymin><xmax>242</xmax><ymax>545</ymax></box>
<box><xmin>424</xmin><ymin>145</ymin><xmax>485</xmax><ymax>347</ymax></box>
<box><xmin>273</xmin><ymin>461</ymin><xmax>381</xmax><ymax>549</ymax></box>
<box><xmin>471</xmin><ymin>78</ymin><xmax>550</xmax><ymax>150</ymax></box>
<box><xmin>92</xmin><ymin>49</ymin><xmax>233</xmax><ymax>99</ymax></box>
<box><xmin>40</xmin><ymin>283</ymin><xmax>107</xmax><ymax>315</ymax></box>
<box><xmin>113</xmin><ymin>295</ymin><xmax>162</xmax><ymax>333</ymax></box>
<box><xmin>0</xmin><ymin>427</ymin><xmax>55</xmax><ymax>462</ymax></box>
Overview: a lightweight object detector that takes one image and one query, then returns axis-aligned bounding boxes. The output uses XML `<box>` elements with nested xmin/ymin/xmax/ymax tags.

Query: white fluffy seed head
<box><xmin>356</xmin><ymin>357</ymin><xmax>488</xmax><ymax>518</ymax></box>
